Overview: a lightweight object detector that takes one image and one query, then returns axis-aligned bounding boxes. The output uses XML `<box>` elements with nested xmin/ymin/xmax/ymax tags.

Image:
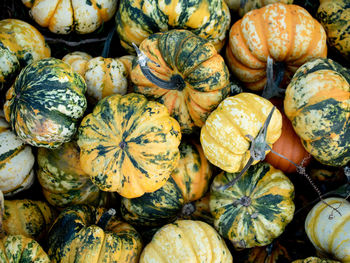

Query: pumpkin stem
<box><xmin>132</xmin><ymin>43</ymin><xmax>186</xmax><ymax>91</ymax></box>
<box><xmin>181</xmin><ymin>202</ymin><xmax>196</xmax><ymax>217</ymax></box>
<box><xmin>101</xmin><ymin>27</ymin><xmax>115</xmax><ymax>58</ymax></box>
<box><xmin>262</xmin><ymin>56</ymin><xmax>286</xmax><ymax>99</ymax></box>
<box><xmin>97</xmin><ymin>208</ymin><xmax>116</xmax><ymax>230</ymax></box>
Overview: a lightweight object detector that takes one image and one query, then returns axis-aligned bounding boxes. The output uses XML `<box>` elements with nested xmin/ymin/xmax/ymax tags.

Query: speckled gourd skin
<box><xmin>4</xmin><ymin>58</ymin><xmax>87</xmax><ymax>149</ymax></box>
<box><xmin>115</xmin><ymin>0</ymin><xmax>231</xmax><ymax>53</ymax></box>
<box><xmin>284</xmin><ymin>58</ymin><xmax>350</xmax><ymax>167</ymax></box>
<box><xmin>78</xmin><ymin>93</ymin><xmax>181</xmax><ymax>198</ymax></box>
<box><xmin>48</xmin><ymin>205</ymin><xmax>142</xmax><ymax>263</ymax></box>
<box><xmin>22</xmin><ymin>0</ymin><xmax>117</xmax><ymax>34</ymax></box>
<box><xmin>200</xmin><ymin>92</ymin><xmax>282</xmax><ymax>173</ymax></box>
<box><xmin>225</xmin><ymin>3</ymin><xmax>327</xmax><ymax>91</ymax></box>
<box><xmin>224</xmin><ymin>0</ymin><xmax>293</xmax><ymax>16</ymax></box>
<box><xmin>140</xmin><ymin>220</ymin><xmax>233</xmax><ymax>263</ymax></box>
<box><xmin>210</xmin><ymin>162</ymin><xmax>295</xmax><ymax>249</ymax></box>
<box><xmin>0</xmin><ymin>235</ymin><xmax>50</xmax><ymax>263</ymax></box>
<box><xmin>0</xmin><ymin>112</ymin><xmax>35</xmax><ymax>196</ymax></box>
<box><xmin>132</xmin><ymin>29</ymin><xmax>231</xmax><ymax>134</ymax></box>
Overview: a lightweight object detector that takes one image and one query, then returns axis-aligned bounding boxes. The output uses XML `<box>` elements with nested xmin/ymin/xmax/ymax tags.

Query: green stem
<box><xmin>97</xmin><ymin>208</ymin><xmax>116</xmax><ymax>229</ymax></box>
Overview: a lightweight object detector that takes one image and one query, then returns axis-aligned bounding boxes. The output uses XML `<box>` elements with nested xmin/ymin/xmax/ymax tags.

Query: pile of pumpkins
<box><xmin>0</xmin><ymin>0</ymin><xmax>349</xmax><ymax>262</ymax></box>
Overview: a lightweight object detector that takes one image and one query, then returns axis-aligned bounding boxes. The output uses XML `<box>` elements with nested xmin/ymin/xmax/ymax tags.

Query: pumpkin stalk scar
<box><xmin>261</xmin><ymin>56</ymin><xmax>286</xmax><ymax>99</ymax></box>
<box><xmin>96</xmin><ymin>208</ymin><xmax>116</xmax><ymax>229</ymax></box>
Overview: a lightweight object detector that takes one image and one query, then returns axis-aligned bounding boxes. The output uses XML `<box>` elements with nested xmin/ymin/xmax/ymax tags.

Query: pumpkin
<box><xmin>225</xmin><ymin>0</ymin><xmax>293</xmax><ymax>17</ymax></box>
<box><xmin>200</xmin><ymin>92</ymin><xmax>282</xmax><ymax>173</ymax></box>
<box><xmin>4</xmin><ymin>57</ymin><xmax>87</xmax><ymax>148</ymax></box>
<box><xmin>77</xmin><ymin>93</ymin><xmax>181</xmax><ymax>198</ymax></box>
<box><xmin>48</xmin><ymin>205</ymin><xmax>142</xmax><ymax>263</ymax></box>
<box><xmin>140</xmin><ymin>220</ymin><xmax>233</xmax><ymax>263</ymax></box>
<box><xmin>292</xmin><ymin>257</ymin><xmax>340</xmax><ymax>263</ymax></box>
<box><xmin>61</xmin><ymin>51</ymin><xmax>92</xmax><ymax>76</ymax></box>
<box><xmin>131</xmin><ymin>29</ymin><xmax>231</xmax><ymax>134</ymax></box>
<box><xmin>317</xmin><ymin>0</ymin><xmax>350</xmax><ymax>60</ymax></box>
<box><xmin>2</xmin><ymin>199</ymin><xmax>56</xmax><ymax>241</ymax></box>
<box><xmin>210</xmin><ymin>162</ymin><xmax>295</xmax><ymax>249</ymax></box>
<box><xmin>37</xmin><ymin>141</ymin><xmax>110</xmax><ymax>208</ymax></box>
<box><xmin>22</xmin><ymin>0</ymin><xmax>117</xmax><ymax>34</ymax></box>
<box><xmin>0</xmin><ymin>111</ymin><xmax>35</xmax><ymax>196</ymax></box>
<box><xmin>0</xmin><ymin>19</ymin><xmax>50</xmax><ymax>84</ymax></box>
<box><xmin>284</xmin><ymin>58</ymin><xmax>350</xmax><ymax>167</ymax></box>
<box><xmin>305</xmin><ymin>197</ymin><xmax>350</xmax><ymax>263</ymax></box>
<box><xmin>115</xmin><ymin>0</ymin><xmax>231</xmax><ymax>53</ymax></box>
<box><xmin>225</xmin><ymin>3</ymin><xmax>327</xmax><ymax>91</ymax></box>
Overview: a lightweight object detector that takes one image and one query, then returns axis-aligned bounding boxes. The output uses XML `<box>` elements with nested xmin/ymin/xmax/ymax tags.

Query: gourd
<box><xmin>115</xmin><ymin>0</ymin><xmax>231</xmax><ymax>53</ymax></box>
<box><xmin>78</xmin><ymin>93</ymin><xmax>181</xmax><ymax>198</ymax></box>
<box><xmin>139</xmin><ymin>220</ymin><xmax>233</xmax><ymax>263</ymax></box>
<box><xmin>0</xmin><ymin>111</ymin><xmax>35</xmax><ymax>196</ymax></box>
<box><xmin>22</xmin><ymin>0</ymin><xmax>117</xmax><ymax>34</ymax></box>
<box><xmin>37</xmin><ymin>141</ymin><xmax>110</xmax><ymax>208</ymax></box>
<box><xmin>210</xmin><ymin>162</ymin><xmax>295</xmax><ymax>249</ymax></box>
<box><xmin>48</xmin><ymin>205</ymin><xmax>142</xmax><ymax>263</ymax></box>
<box><xmin>200</xmin><ymin>92</ymin><xmax>282</xmax><ymax>173</ymax></box>
<box><xmin>317</xmin><ymin>0</ymin><xmax>350</xmax><ymax>60</ymax></box>
<box><xmin>225</xmin><ymin>3</ymin><xmax>327</xmax><ymax>91</ymax></box>
<box><xmin>0</xmin><ymin>19</ymin><xmax>50</xmax><ymax>84</ymax></box>
<box><xmin>4</xmin><ymin>57</ymin><xmax>87</xmax><ymax>148</ymax></box>
<box><xmin>305</xmin><ymin>197</ymin><xmax>350</xmax><ymax>263</ymax></box>
<box><xmin>284</xmin><ymin>58</ymin><xmax>350</xmax><ymax>167</ymax></box>
<box><xmin>131</xmin><ymin>29</ymin><xmax>231</xmax><ymax>134</ymax></box>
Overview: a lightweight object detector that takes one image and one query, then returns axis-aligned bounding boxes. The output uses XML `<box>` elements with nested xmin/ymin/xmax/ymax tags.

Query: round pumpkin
<box><xmin>140</xmin><ymin>220</ymin><xmax>233</xmax><ymax>263</ymax></box>
<box><xmin>305</xmin><ymin>197</ymin><xmax>350</xmax><ymax>263</ymax></box>
<box><xmin>225</xmin><ymin>0</ymin><xmax>293</xmax><ymax>16</ymax></box>
<box><xmin>210</xmin><ymin>162</ymin><xmax>295</xmax><ymax>249</ymax></box>
<box><xmin>115</xmin><ymin>0</ymin><xmax>231</xmax><ymax>53</ymax></box>
<box><xmin>131</xmin><ymin>29</ymin><xmax>231</xmax><ymax>134</ymax></box>
<box><xmin>4</xmin><ymin>57</ymin><xmax>87</xmax><ymax>148</ymax></box>
<box><xmin>22</xmin><ymin>0</ymin><xmax>117</xmax><ymax>34</ymax></box>
<box><xmin>48</xmin><ymin>205</ymin><xmax>142</xmax><ymax>263</ymax></box>
<box><xmin>284</xmin><ymin>58</ymin><xmax>350</xmax><ymax>166</ymax></box>
<box><xmin>0</xmin><ymin>111</ymin><xmax>35</xmax><ymax>196</ymax></box>
<box><xmin>77</xmin><ymin>93</ymin><xmax>181</xmax><ymax>198</ymax></box>
<box><xmin>200</xmin><ymin>92</ymin><xmax>282</xmax><ymax>173</ymax></box>
<box><xmin>37</xmin><ymin>141</ymin><xmax>110</xmax><ymax>208</ymax></box>
<box><xmin>225</xmin><ymin>3</ymin><xmax>327</xmax><ymax>91</ymax></box>
<box><xmin>0</xmin><ymin>19</ymin><xmax>50</xmax><ymax>84</ymax></box>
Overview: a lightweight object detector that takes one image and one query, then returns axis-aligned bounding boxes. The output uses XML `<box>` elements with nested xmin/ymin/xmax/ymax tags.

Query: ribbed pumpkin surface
<box><xmin>210</xmin><ymin>162</ymin><xmax>295</xmax><ymax>249</ymax></box>
<box><xmin>225</xmin><ymin>3</ymin><xmax>327</xmax><ymax>91</ymax></box>
<box><xmin>62</xmin><ymin>51</ymin><xmax>92</xmax><ymax>76</ymax></box>
<box><xmin>140</xmin><ymin>220</ymin><xmax>232</xmax><ymax>263</ymax></box>
<box><xmin>4</xmin><ymin>58</ymin><xmax>87</xmax><ymax>148</ymax></box>
<box><xmin>284</xmin><ymin>58</ymin><xmax>350</xmax><ymax>166</ymax></box>
<box><xmin>78</xmin><ymin>93</ymin><xmax>181</xmax><ymax>198</ymax></box>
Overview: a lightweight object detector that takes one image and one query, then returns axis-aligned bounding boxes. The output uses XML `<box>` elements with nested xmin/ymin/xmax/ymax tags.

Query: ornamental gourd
<box><xmin>0</xmin><ymin>19</ymin><xmax>50</xmax><ymax>84</ymax></box>
<box><xmin>0</xmin><ymin>111</ymin><xmax>35</xmax><ymax>196</ymax></box>
<box><xmin>140</xmin><ymin>220</ymin><xmax>233</xmax><ymax>263</ymax></box>
<box><xmin>225</xmin><ymin>3</ymin><xmax>327</xmax><ymax>91</ymax></box>
<box><xmin>4</xmin><ymin>58</ymin><xmax>87</xmax><ymax>148</ymax></box>
<box><xmin>305</xmin><ymin>197</ymin><xmax>350</xmax><ymax>263</ymax></box>
<box><xmin>22</xmin><ymin>0</ymin><xmax>117</xmax><ymax>34</ymax></box>
<box><xmin>78</xmin><ymin>93</ymin><xmax>181</xmax><ymax>198</ymax></box>
<box><xmin>132</xmin><ymin>29</ymin><xmax>231</xmax><ymax>134</ymax></box>
<box><xmin>48</xmin><ymin>205</ymin><xmax>142</xmax><ymax>263</ymax></box>
<box><xmin>210</xmin><ymin>162</ymin><xmax>295</xmax><ymax>249</ymax></box>
<box><xmin>200</xmin><ymin>92</ymin><xmax>282</xmax><ymax>173</ymax></box>
<box><xmin>115</xmin><ymin>0</ymin><xmax>231</xmax><ymax>53</ymax></box>
<box><xmin>284</xmin><ymin>58</ymin><xmax>350</xmax><ymax>166</ymax></box>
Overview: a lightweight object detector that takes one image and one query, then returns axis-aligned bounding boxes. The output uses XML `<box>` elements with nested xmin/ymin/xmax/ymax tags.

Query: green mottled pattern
<box><xmin>0</xmin><ymin>46</ymin><xmax>19</xmax><ymax>84</ymax></box>
<box><xmin>5</xmin><ymin>58</ymin><xmax>87</xmax><ymax>148</ymax></box>
<box><xmin>210</xmin><ymin>162</ymin><xmax>295</xmax><ymax>249</ymax></box>
<box><xmin>121</xmin><ymin>176</ymin><xmax>184</xmax><ymax>227</ymax></box>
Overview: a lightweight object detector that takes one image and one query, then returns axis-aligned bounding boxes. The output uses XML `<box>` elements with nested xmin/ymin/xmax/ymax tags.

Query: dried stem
<box><xmin>44</xmin><ymin>36</ymin><xmax>108</xmax><ymax>47</ymax></box>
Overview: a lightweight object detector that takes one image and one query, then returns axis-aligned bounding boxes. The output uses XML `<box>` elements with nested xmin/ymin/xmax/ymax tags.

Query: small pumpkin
<box><xmin>48</xmin><ymin>205</ymin><xmax>142</xmax><ymax>263</ymax></box>
<box><xmin>22</xmin><ymin>0</ymin><xmax>117</xmax><ymax>34</ymax></box>
<box><xmin>0</xmin><ymin>111</ymin><xmax>35</xmax><ymax>196</ymax></box>
<box><xmin>139</xmin><ymin>220</ymin><xmax>233</xmax><ymax>263</ymax></box>
<box><xmin>115</xmin><ymin>0</ymin><xmax>231</xmax><ymax>53</ymax></box>
<box><xmin>4</xmin><ymin>58</ymin><xmax>87</xmax><ymax>148</ymax></box>
<box><xmin>225</xmin><ymin>3</ymin><xmax>327</xmax><ymax>91</ymax></box>
<box><xmin>200</xmin><ymin>92</ymin><xmax>282</xmax><ymax>173</ymax></box>
<box><xmin>284</xmin><ymin>58</ymin><xmax>350</xmax><ymax>166</ymax></box>
<box><xmin>210</xmin><ymin>162</ymin><xmax>295</xmax><ymax>249</ymax></box>
<box><xmin>305</xmin><ymin>197</ymin><xmax>350</xmax><ymax>263</ymax></box>
<box><xmin>78</xmin><ymin>93</ymin><xmax>181</xmax><ymax>198</ymax></box>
